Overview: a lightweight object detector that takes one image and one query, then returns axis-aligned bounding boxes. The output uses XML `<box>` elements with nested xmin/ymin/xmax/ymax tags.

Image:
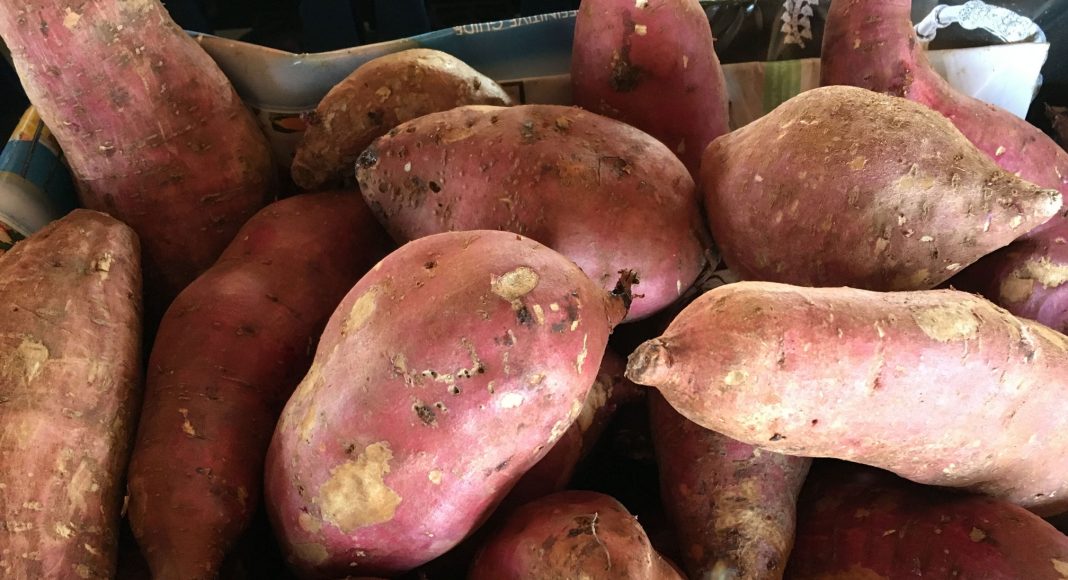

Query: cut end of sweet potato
<box><xmin>625</xmin><ymin>338</ymin><xmax>671</xmax><ymax>386</ymax></box>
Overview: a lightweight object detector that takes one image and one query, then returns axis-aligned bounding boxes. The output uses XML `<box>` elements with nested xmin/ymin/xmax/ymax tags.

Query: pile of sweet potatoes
<box><xmin>4</xmin><ymin>0</ymin><xmax>1068</xmax><ymax>577</ymax></box>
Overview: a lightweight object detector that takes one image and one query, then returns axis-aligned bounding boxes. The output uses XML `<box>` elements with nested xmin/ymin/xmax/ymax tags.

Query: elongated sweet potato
<box><xmin>627</xmin><ymin>281</ymin><xmax>1068</xmax><ymax>516</ymax></box>
<box><xmin>292</xmin><ymin>49</ymin><xmax>512</xmax><ymax>191</ymax></box>
<box><xmin>788</xmin><ymin>462</ymin><xmax>1068</xmax><ymax>579</ymax></box>
<box><xmin>821</xmin><ymin>0</ymin><xmax>1068</xmax><ymax>238</ymax></box>
<box><xmin>469</xmin><ymin>490</ymin><xmax>683</xmax><ymax>579</ymax></box>
<box><xmin>127</xmin><ymin>192</ymin><xmax>391</xmax><ymax>580</ymax></box>
<box><xmin>264</xmin><ymin>230</ymin><xmax>631</xmax><ymax>577</ymax></box>
<box><xmin>0</xmin><ymin>0</ymin><xmax>275</xmax><ymax>314</ymax></box>
<box><xmin>700</xmin><ymin>85</ymin><xmax>1062</xmax><ymax>290</ymax></box>
<box><xmin>0</xmin><ymin>209</ymin><xmax>141</xmax><ymax>579</ymax></box>
<box><xmin>650</xmin><ymin>393</ymin><xmax>810</xmax><ymax>580</ymax></box>
<box><xmin>356</xmin><ymin>104</ymin><xmax>709</xmax><ymax>321</ymax></box>
<box><xmin>572</xmin><ymin>0</ymin><xmax>729</xmax><ymax>174</ymax></box>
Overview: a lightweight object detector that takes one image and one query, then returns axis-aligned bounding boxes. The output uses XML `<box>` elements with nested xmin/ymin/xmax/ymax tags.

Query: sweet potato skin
<box><xmin>0</xmin><ymin>0</ymin><xmax>275</xmax><ymax>312</ymax></box>
<box><xmin>357</xmin><ymin>104</ymin><xmax>709</xmax><ymax>321</ymax></box>
<box><xmin>626</xmin><ymin>281</ymin><xmax>1068</xmax><ymax>516</ymax></box>
<box><xmin>0</xmin><ymin>210</ymin><xmax>142</xmax><ymax>579</ymax></box>
<box><xmin>127</xmin><ymin>192</ymin><xmax>391</xmax><ymax>580</ymax></box>
<box><xmin>649</xmin><ymin>393</ymin><xmax>810</xmax><ymax>580</ymax></box>
<box><xmin>571</xmin><ymin>0</ymin><xmax>730</xmax><ymax>174</ymax></box>
<box><xmin>292</xmin><ymin>49</ymin><xmax>512</xmax><ymax>191</ymax></box>
<box><xmin>264</xmin><ymin>231</ymin><xmax>627</xmax><ymax>577</ymax></box>
<box><xmin>469</xmin><ymin>490</ymin><xmax>683</xmax><ymax>579</ymax></box>
<box><xmin>504</xmin><ymin>349</ymin><xmax>643</xmax><ymax>508</ymax></box>
<box><xmin>953</xmin><ymin>223</ymin><xmax>1068</xmax><ymax>335</ymax></box>
<box><xmin>788</xmin><ymin>463</ymin><xmax>1068</xmax><ymax>579</ymax></box>
<box><xmin>700</xmin><ymin>85</ymin><xmax>1062</xmax><ymax>291</ymax></box>
<box><xmin>821</xmin><ymin>0</ymin><xmax>1068</xmax><ymax>238</ymax></box>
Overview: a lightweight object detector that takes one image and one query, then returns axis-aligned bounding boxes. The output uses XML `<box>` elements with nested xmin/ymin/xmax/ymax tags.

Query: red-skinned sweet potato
<box><xmin>572</xmin><ymin>0</ymin><xmax>729</xmax><ymax>174</ymax></box>
<box><xmin>650</xmin><ymin>393</ymin><xmax>810</xmax><ymax>580</ymax></box>
<box><xmin>0</xmin><ymin>210</ymin><xmax>141</xmax><ymax>579</ymax></box>
<box><xmin>821</xmin><ymin>0</ymin><xmax>1068</xmax><ymax>344</ymax></box>
<box><xmin>0</xmin><ymin>0</ymin><xmax>275</xmax><ymax>315</ymax></box>
<box><xmin>356</xmin><ymin>104</ymin><xmax>710</xmax><ymax>321</ymax></box>
<box><xmin>291</xmin><ymin>49</ymin><xmax>512</xmax><ymax>191</ymax></box>
<box><xmin>700</xmin><ymin>85</ymin><xmax>1062</xmax><ymax>291</ymax></box>
<box><xmin>821</xmin><ymin>0</ymin><xmax>1068</xmax><ymax>238</ymax></box>
<box><xmin>626</xmin><ymin>281</ymin><xmax>1068</xmax><ymax>516</ymax></box>
<box><xmin>264</xmin><ymin>231</ymin><xmax>632</xmax><ymax>577</ymax></box>
<box><xmin>469</xmin><ymin>490</ymin><xmax>683</xmax><ymax>579</ymax></box>
<box><xmin>127</xmin><ymin>192</ymin><xmax>391</xmax><ymax>580</ymax></box>
<box><xmin>788</xmin><ymin>462</ymin><xmax>1068</xmax><ymax>579</ymax></box>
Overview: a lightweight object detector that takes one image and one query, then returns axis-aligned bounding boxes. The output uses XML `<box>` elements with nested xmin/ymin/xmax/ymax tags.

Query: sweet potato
<box><xmin>356</xmin><ymin>104</ymin><xmax>709</xmax><ymax>321</ymax></box>
<box><xmin>571</xmin><ymin>0</ymin><xmax>729</xmax><ymax>174</ymax></box>
<box><xmin>626</xmin><ymin>281</ymin><xmax>1068</xmax><ymax>516</ymax></box>
<box><xmin>0</xmin><ymin>0</ymin><xmax>275</xmax><ymax>314</ymax></box>
<box><xmin>788</xmin><ymin>462</ymin><xmax>1068</xmax><ymax>579</ymax></box>
<box><xmin>649</xmin><ymin>393</ymin><xmax>810</xmax><ymax>580</ymax></box>
<box><xmin>821</xmin><ymin>0</ymin><xmax>1068</xmax><ymax>238</ymax></box>
<box><xmin>126</xmin><ymin>192</ymin><xmax>391</xmax><ymax>580</ymax></box>
<box><xmin>469</xmin><ymin>490</ymin><xmax>683</xmax><ymax>579</ymax></box>
<box><xmin>291</xmin><ymin>49</ymin><xmax>512</xmax><ymax>191</ymax></box>
<box><xmin>0</xmin><ymin>209</ymin><xmax>141</xmax><ymax>579</ymax></box>
<box><xmin>700</xmin><ymin>85</ymin><xmax>1062</xmax><ymax>290</ymax></box>
<box><xmin>264</xmin><ymin>230</ymin><xmax>632</xmax><ymax>577</ymax></box>
<box><xmin>821</xmin><ymin>0</ymin><xmax>1068</xmax><ymax>341</ymax></box>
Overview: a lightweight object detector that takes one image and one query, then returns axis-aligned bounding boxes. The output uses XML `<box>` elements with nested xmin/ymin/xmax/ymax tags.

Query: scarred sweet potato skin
<box><xmin>0</xmin><ymin>210</ymin><xmax>142</xmax><ymax>579</ymax></box>
<box><xmin>953</xmin><ymin>222</ymin><xmax>1068</xmax><ymax>335</ymax></box>
<box><xmin>649</xmin><ymin>393</ymin><xmax>810</xmax><ymax>580</ymax></box>
<box><xmin>0</xmin><ymin>0</ymin><xmax>275</xmax><ymax>312</ymax></box>
<box><xmin>572</xmin><ymin>0</ymin><xmax>730</xmax><ymax>174</ymax></box>
<box><xmin>127</xmin><ymin>192</ymin><xmax>391</xmax><ymax>580</ymax></box>
<box><xmin>626</xmin><ymin>281</ymin><xmax>1068</xmax><ymax>516</ymax></box>
<box><xmin>356</xmin><ymin>104</ymin><xmax>709</xmax><ymax>321</ymax></box>
<box><xmin>264</xmin><ymin>231</ymin><xmax>629</xmax><ymax>577</ymax></box>
<box><xmin>291</xmin><ymin>49</ymin><xmax>512</xmax><ymax>191</ymax></box>
<box><xmin>469</xmin><ymin>490</ymin><xmax>683</xmax><ymax>580</ymax></box>
<box><xmin>821</xmin><ymin>0</ymin><xmax>1068</xmax><ymax>238</ymax></box>
<box><xmin>788</xmin><ymin>463</ymin><xmax>1068</xmax><ymax>579</ymax></box>
<box><xmin>699</xmin><ymin>85</ymin><xmax>1062</xmax><ymax>291</ymax></box>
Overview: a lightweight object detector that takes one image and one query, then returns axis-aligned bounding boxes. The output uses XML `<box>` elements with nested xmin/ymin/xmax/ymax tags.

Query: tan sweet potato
<box><xmin>650</xmin><ymin>393</ymin><xmax>810</xmax><ymax>580</ymax></box>
<box><xmin>788</xmin><ymin>462</ymin><xmax>1068</xmax><ymax>579</ymax></box>
<box><xmin>291</xmin><ymin>49</ymin><xmax>512</xmax><ymax>190</ymax></box>
<box><xmin>627</xmin><ymin>281</ymin><xmax>1068</xmax><ymax>516</ymax></box>
<box><xmin>0</xmin><ymin>0</ymin><xmax>275</xmax><ymax>315</ymax></box>
<box><xmin>357</xmin><ymin>104</ymin><xmax>710</xmax><ymax>321</ymax></box>
<box><xmin>469</xmin><ymin>491</ymin><xmax>683</xmax><ymax>579</ymax></box>
<box><xmin>0</xmin><ymin>210</ymin><xmax>141</xmax><ymax>579</ymax></box>
<box><xmin>127</xmin><ymin>192</ymin><xmax>391</xmax><ymax>580</ymax></box>
<box><xmin>264</xmin><ymin>231</ymin><xmax>632</xmax><ymax>577</ymax></box>
<box><xmin>700</xmin><ymin>85</ymin><xmax>1062</xmax><ymax>291</ymax></box>
<box><xmin>572</xmin><ymin>0</ymin><xmax>730</xmax><ymax>174</ymax></box>
<box><xmin>821</xmin><ymin>0</ymin><xmax>1068</xmax><ymax>239</ymax></box>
